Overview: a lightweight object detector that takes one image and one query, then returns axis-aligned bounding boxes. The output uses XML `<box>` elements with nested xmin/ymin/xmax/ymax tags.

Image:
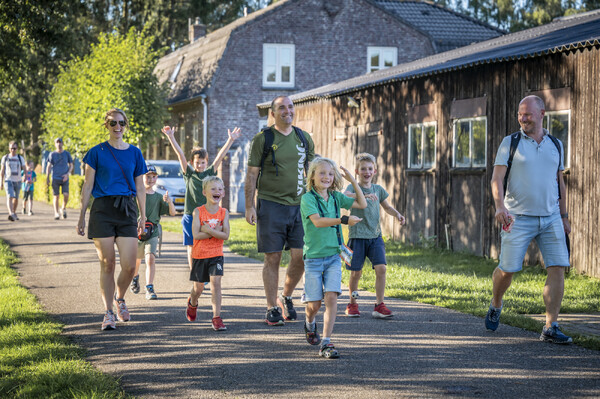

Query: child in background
<box><xmin>300</xmin><ymin>157</ymin><xmax>367</xmax><ymax>358</ymax></box>
<box><xmin>21</xmin><ymin>161</ymin><xmax>36</xmax><ymax>216</ymax></box>
<box><xmin>131</xmin><ymin>164</ymin><xmax>176</xmax><ymax>299</ymax></box>
<box><xmin>344</xmin><ymin>153</ymin><xmax>405</xmax><ymax>318</ymax></box>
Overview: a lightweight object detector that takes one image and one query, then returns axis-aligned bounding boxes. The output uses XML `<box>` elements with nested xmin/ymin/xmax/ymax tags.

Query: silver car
<box><xmin>146</xmin><ymin>160</ymin><xmax>186</xmax><ymax>213</ymax></box>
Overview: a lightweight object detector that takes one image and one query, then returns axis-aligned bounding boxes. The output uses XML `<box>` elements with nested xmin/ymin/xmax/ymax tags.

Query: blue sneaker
<box><xmin>485</xmin><ymin>305</ymin><xmax>502</xmax><ymax>331</ymax></box>
<box><xmin>540</xmin><ymin>324</ymin><xmax>573</xmax><ymax>344</ymax></box>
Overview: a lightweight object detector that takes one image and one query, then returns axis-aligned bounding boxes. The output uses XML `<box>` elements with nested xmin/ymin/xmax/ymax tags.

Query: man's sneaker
<box><xmin>540</xmin><ymin>324</ymin><xmax>573</xmax><ymax>344</ymax></box>
<box><xmin>22</xmin><ymin>208</ymin><xmax>26</xmax><ymax>215</ymax></box>
<box><xmin>277</xmin><ymin>294</ymin><xmax>297</xmax><ymax>321</ymax></box>
<box><xmin>62</xmin><ymin>209</ymin><xmax>67</xmax><ymax>219</ymax></box>
<box><xmin>265</xmin><ymin>306</ymin><xmax>285</xmax><ymax>326</ymax></box>
<box><xmin>54</xmin><ymin>214</ymin><xmax>60</xmax><ymax>220</ymax></box>
<box><xmin>319</xmin><ymin>343</ymin><xmax>340</xmax><ymax>359</ymax></box>
<box><xmin>8</xmin><ymin>214</ymin><xmax>14</xmax><ymax>221</ymax></box>
<box><xmin>186</xmin><ymin>297</ymin><xmax>197</xmax><ymax>322</ymax></box>
<box><xmin>13</xmin><ymin>213</ymin><xmax>18</xmax><ymax>220</ymax></box>
<box><xmin>373</xmin><ymin>302</ymin><xmax>393</xmax><ymax>318</ymax></box>
<box><xmin>212</xmin><ymin>316</ymin><xmax>227</xmax><ymax>331</ymax></box>
<box><xmin>145</xmin><ymin>284</ymin><xmax>157</xmax><ymax>300</ymax></box>
<box><xmin>485</xmin><ymin>305</ymin><xmax>502</xmax><ymax>331</ymax></box>
<box><xmin>28</xmin><ymin>211</ymin><xmax>33</xmax><ymax>216</ymax></box>
<box><xmin>113</xmin><ymin>296</ymin><xmax>130</xmax><ymax>322</ymax></box>
<box><xmin>130</xmin><ymin>275</ymin><xmax>140</xmax><ymax>294</ymax></box>
<box><xmin>101</xmin><ymin>311</ymin><xmax>116</xmax><ymax>330</ymax></box>
<box><xmin>345</xmin><ymin>303</ymin><xmax>360</xmax><ymax>317</ymax></box>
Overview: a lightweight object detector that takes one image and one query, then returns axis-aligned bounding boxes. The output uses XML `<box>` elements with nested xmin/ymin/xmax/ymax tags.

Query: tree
<box><xmin>42</xmin><ymin>29</ymin><xmax>169</xmax><ymax>158</ymax></box>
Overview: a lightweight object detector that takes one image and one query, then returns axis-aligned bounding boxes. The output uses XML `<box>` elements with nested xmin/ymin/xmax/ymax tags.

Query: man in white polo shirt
<box><xmin>1</xmin><ymin>141</ymin><xmax>26</xmax><ymax>222</ymax></box>
<box><xmin>487</xmin><ymin>95</ymin><xmax>572</xmax><ymax>344</ymax></box>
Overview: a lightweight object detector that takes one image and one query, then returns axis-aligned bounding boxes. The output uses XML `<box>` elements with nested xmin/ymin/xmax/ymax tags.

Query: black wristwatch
<box><xmin>340</xmin><ymin>216</ymin><xmax>349</xmax><ymax>225</ymax></box>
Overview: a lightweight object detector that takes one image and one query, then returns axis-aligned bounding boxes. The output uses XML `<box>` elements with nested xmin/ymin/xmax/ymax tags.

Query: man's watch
<box><xmin>561</xmin><ymin>213</ymin><xmax>569</xmax><ymax>219</ymax></box>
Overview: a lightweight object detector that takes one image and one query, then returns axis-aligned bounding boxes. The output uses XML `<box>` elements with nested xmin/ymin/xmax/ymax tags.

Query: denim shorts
<box><xmin>182</xmin><ymin>214</ymin><xmax>194</xmax><ymax>246</ymax></box>
<box><xmin>303</xmin><ymin>254</ymin><xmax>342</xmax><ymax>301</ymax></box>
<box><xmin>346</xmin><ymin>236</ymin><xmax>387</xmax><ymax>271</ymax></box>
<box><xmin>4</xmin><ymin>181</ymin><xmax>20</xmax><ymax>198</ymax></box>
<box><xmin>137</xmin><ymin>235</ymin><xmax>159</xmax><ymax>258</ymax></box>
<box><xmin>498</xmin><ymin>213</ymin><xmax>570</xmax><ymax>273</ymax></box>
<box><xmin>256</xmin><ymin>198</ymin><xmax>304</xmax><ymax>253</ymax></box>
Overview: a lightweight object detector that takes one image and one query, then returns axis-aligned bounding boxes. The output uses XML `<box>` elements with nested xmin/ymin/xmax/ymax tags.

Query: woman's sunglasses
<box><xmin>108</xmin><ymin>120</ymin><xmax>126</xmax><ymax>127</ymax></box>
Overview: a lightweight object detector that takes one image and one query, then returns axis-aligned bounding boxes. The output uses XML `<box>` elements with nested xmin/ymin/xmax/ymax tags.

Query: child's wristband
<box><xmin>340</xmin><ymin>216</ymin><xmax>349</xmax><ymax>225</ymax></box>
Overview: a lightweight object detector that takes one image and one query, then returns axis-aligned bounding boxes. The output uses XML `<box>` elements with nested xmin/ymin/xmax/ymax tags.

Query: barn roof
<box><xmin>257</xmin><ymin>9</ymin><xmax>600</xmax><ymax>114</ymax></box>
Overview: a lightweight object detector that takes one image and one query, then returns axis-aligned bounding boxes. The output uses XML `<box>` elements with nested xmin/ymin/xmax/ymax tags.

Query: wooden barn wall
<box><xmin>292</xmin><ymin>45</ymin><xmax>600</xmax><ymax>277</ymax></box>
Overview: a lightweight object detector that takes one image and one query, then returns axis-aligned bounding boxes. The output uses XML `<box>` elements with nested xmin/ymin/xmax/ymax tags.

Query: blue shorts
<box><xmin>346</xmin><ymin>236</ymin><xmax>387</xmax><ymax>271</ymax></box>
<box><xmin>4</xmin><ymin>181</ymin><xmax>20</xmax><ymax>198</ymax></box>
<box><xmin>498</xmin><ymin>213</ymin><xmax>570</xmax><ymax>273</ymax></box>
<box><xmin>303</xmin><ymin>254</ymin><xmax>342</xmax><ymax>302</ymax></box>
<box><xmin>182</xmin><ymin>214</ymin><xmax>193</xmax><ymax>246</ymax></box>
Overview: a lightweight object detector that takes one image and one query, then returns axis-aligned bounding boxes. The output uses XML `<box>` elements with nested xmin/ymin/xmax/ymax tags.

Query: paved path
<box><xmin>2</xmin><ymin>202</ymin><xmax>600</xmax><ymax>398</ymax></box>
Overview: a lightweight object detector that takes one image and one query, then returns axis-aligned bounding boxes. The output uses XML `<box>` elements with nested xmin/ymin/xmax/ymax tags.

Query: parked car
<box><xmin>146</xmin><ymin>160</ymin><xmax>186</xmax><ymax>213</ymax></box>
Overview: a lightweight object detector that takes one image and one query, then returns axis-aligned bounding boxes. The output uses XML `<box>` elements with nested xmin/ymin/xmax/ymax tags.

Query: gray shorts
<box><xmin>51</xmin><ymin>179</ymin><xmax>69</xmax><ymax>195</ymax></box>
<box><xmin>137</xmin><ymin>235</ymin><xmax>159</xmax><ymax>258</ymax></box>
<box><xmin>256</xmin><ymin>198</ymin><xmax>304</xmax><ymax>253</ymax></box>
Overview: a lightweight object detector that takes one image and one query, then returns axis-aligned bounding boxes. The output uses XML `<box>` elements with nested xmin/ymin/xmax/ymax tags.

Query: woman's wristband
<box><xmin>340</xmin><ymin>216</ymin><xmax>349</xmax><ymax>225</ymax></box>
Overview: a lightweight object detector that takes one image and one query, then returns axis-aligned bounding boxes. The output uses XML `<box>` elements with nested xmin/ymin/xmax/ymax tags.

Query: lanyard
<box><xmin>310</xmin><ymin>189</ymin><xmax>343</xmax><ymax>246</ymax></box>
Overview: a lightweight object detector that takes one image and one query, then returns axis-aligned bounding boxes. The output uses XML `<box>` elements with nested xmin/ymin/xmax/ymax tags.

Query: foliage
<box><xmin>42</xmin><ymin>29</ymin><xmax>169</xmax><ymax>158</ymax></box>
<box><xmin>33</xmin><ymin>174</ymin><xmax>85</xmax><ymax>209</ymax></box>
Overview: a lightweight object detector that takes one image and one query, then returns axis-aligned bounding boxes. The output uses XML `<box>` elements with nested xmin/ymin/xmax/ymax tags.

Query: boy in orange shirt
<box><xmin>187</xmin><ymin>176</ymin><xmax>230</xmax><ymax>331</ymax></box>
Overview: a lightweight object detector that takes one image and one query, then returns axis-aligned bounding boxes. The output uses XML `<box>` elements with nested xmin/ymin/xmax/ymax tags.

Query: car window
<box><xmin>154</xmin><ymin>164</ymin><xmax>183</xmax><ymax>178</ymax></box>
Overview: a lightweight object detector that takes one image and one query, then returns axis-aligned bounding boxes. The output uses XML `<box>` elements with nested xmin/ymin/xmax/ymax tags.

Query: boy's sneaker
<box><xmin>212</xmin><ymin>316</ymin><xmax>227</xmax><ymax>331</ymax></box>
<box><xmin>62</xmin><ymin>209</ymin><xmax>67</xmax><ymax>219</ymax></box>
<box><xmin>101</xmin><ymin>311</ymin><xmax>116</xmax><ymax>330</ymax></box>
<box><xmin>130</xmin><ymin>275</ymin><xmax>140</xmax><ymax>294</ymax></box>
<box><xmin>319</xmin><ymin>343</ymin><xmax>340</xmax><ymax>359</ymax></box>
<box><xmin>373</xmin><ymin>302</ymin><xmax>393</xmax><ymax>318</ymax></box>
<box><xmin>540</xmin><ymin>324</ymin><xmax>573</xmax><ymax>344</ymax></box>
<box><xmin>485</xmin><ymin>305</ymin><xmax>502</xmax><ymax>331</ymax></box>
<box><xmin>345</xmin><ymin>303</ymin><xmax>360</xmax><ymax>317</ymax></box>
<box><xmin>265</xmin><ymin>306</ymin><xmax>285</xmax><ymax>326</ymax></box>
<box><xmin>277</xmin><ymin>294</ymin><xmax>297</xmax><ymax>320</ymax></box>
<box><xmin>113</xmin><ymin>296</ymin><xmax>130</xmax><ymax>322</ymax></box>
<box><xmin>186</xmin><ymin>297</ymin><xmax>197</xmax><ymax>322</ymax></box>
<box><xmin>145</xmin><ymin>284</ymin><xmax>157</xmax><ymax>300</ymax></box>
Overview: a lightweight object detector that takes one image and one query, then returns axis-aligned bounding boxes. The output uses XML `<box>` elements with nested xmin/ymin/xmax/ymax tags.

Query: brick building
<box><xmin>152</xmin><ymin>0</ymin><xmax>502</xmax><ymax>212</ymax></box>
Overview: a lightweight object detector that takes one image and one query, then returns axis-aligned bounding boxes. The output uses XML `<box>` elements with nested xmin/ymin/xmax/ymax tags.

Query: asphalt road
<box><xmin>2</xmin><ymin>202</ymin><xmax>600</xmax><ymax>398</ymax></box>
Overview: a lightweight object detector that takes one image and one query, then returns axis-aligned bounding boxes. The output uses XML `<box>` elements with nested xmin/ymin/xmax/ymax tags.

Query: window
<box><xmin>543</xmin><ymin>110</ymin><xmax>570</xmax><ymax>168</ymax></box>
<box><xmin>453</xmin><ymin>117</ymin><xmax>487</xmax><ymax>168</ymax></box>
<box><xmin>408</xmin><ymin>122</ymin><xmax>436</xmax><ymax>169</ymax></box>
<box><xmin>367</xmin><ymin>47</ymin><xmax>397</xmax><ymax>73</ymax></box>
<box><xmin>169</xmin><ymin>57</ymin><xmax>184</xmax><ymax>89</ymax></box>
<box><xmin>179</xmin><ymin>124</ymin><xmax>186</xmax><ymax>154</ymax></box>
<box><xmin>192</xmin><ymin>120</ymin><xmax>199</xmax><ymax>146</ymax></box>
<box><xmin>263</xmin><ymin>44</ymin><xmax>295</xmax><ymax>87</ymax></box>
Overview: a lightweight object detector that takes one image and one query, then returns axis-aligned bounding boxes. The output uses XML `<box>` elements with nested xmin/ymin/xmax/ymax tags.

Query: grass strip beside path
<box><xmin>0</xmin><ymin>240</ymin><xmax>128</xmax><ymax>398</ymax></box>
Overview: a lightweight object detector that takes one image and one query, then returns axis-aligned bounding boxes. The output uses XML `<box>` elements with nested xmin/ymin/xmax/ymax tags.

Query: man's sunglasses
<box><xmin>108</xmin><ymin>120</ymin><xmax>126</xmax><ymax>127</ymax></box>
<box><xmin>10</xmin><ymin>147</ymin><xmax>17</xmax><ymax>150</ymax></box>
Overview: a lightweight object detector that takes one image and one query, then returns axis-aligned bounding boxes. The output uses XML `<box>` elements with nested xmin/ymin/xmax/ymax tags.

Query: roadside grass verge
<box><xmin>223</xmin><ymin>216</ymin><xmax>600</xmax><ymax>351</ymax></box>
<box><xmin>0</xmin><ymin>240</ymin><xmax>128</xmax><ymax>398</ymax></box>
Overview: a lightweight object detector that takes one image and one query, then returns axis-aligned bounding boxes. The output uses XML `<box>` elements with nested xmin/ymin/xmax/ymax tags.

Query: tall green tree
<box><xmin>42</xmin><ymin>29</ymin><xmax>168</xmax><ymax>158</ymax></box>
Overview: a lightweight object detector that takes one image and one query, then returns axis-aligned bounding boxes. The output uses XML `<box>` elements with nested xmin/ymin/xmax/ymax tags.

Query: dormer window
<box><xmin>169</xmin><ymin>57</ymin><xmax>184</xmax><ymax>89</ymax></box>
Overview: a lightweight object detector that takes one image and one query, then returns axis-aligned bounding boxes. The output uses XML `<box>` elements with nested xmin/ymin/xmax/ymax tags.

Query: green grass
<box><xmin>223</xmin><ymin>217</ymin><xmax>600</xmax><ymax>350</ymax></box>
<box><xmin>0</xmin><ymin>240</ymin><xmax>129</xmax><ymax>398</ymax></box>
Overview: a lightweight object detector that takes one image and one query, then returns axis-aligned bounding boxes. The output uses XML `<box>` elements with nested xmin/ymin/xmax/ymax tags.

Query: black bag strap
<box><xmin>257</xmin><ymin>125</ymin><xmax>309</xmax><ymax>187</ymax></box>
<box><xmin>310</xmin><ymin>189</ymin><xmax>343</xmax><ymax>246</ymax></box>
<box><xmin>103</xmin><ymin>142</ymin><xmax>134</xmax><ymax>195</ymax></box>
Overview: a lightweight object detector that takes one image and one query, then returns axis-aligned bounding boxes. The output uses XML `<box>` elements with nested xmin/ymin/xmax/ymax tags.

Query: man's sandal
<box><xmin>319</xmin><ymin>343</ymin><xmax>339</xmax><ymax>359</ymax></box>
<box><xmin>304</xmin><ymin>322</ymin><xmax>321</xmax><ymax>345</ymax></box>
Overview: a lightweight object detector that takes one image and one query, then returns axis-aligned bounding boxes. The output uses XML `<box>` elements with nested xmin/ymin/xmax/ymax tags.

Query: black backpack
<box><xmin>257</xmin><ymin>125</ymin><xmax>309</xmax><ymax>186</ymax></box>
<box><xmin>503</xmin><ymin>131</ymin><xmax>562</xmax><ymax>198</ymax></box>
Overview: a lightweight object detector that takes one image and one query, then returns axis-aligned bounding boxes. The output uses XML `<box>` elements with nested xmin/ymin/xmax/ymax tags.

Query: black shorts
<box><xmin>51</xmin><ymin>179</ymin><xmax>69</xmax><ymax>195</ymax></box>
<box><xmin>88</xmin><ymin>196</ymin><xmax>138</xmax><ymax>239</ymax></box>
<box><xmin>190</xmin><ymin>256</ymin><xmax>224</xmax><ymax>283</ymax></box>
<box><xmin>256</xmin><ymin>198</ymin><xmax>304</xmax><ymax>253</ymax></box>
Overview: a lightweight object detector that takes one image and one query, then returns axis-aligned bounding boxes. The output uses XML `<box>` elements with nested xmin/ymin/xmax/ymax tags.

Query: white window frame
<box><xmin>367</xmin><ymin>46</ymin><xmax>397</xmax><ymax>73</ymax></box>
<box><xmin>452</xmin><ymin>117</ymin><xmax>487</xmax><ymax>168</ymax></box>
<box><xmin>408</xmin><ymin>122</ymin><xmax>437</xmax><ymax>169</ymax></box>
<box><xmin>543</xmin><ymin>110</ymin><xmax>570</xmax><ymax>169</ymax></box>
<box><xmin>262</xmin><ymin>43</ymin><xmax>295</xmax><ymax>88</ymax></box>
<box><xmin>169</xmin><ymin>57</ymin><xmax>184</xmax><ymax>89</ymax></box>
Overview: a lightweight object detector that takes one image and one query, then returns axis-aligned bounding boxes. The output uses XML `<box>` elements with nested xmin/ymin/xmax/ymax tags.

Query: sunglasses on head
<box><xmin>108</xmin><ymin>120</ymin><xmax>126</xmax><ymax>127</ymax></box>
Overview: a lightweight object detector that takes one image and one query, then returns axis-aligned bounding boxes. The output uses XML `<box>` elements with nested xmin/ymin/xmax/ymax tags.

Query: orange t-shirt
<box><xmin>192</xmin><ymin>205</ymin><xmax>226</xmax><ymax>259</ymax></box>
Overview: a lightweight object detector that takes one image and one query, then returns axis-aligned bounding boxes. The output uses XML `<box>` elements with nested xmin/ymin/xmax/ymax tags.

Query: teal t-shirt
<box><xmin>301</xmin><ymin>190</ymin><xmax>355</xmax><ymax>259</ymax></box>
<box><xmin>139</xmin><ymin>192</ymin><xmax>170</xmax><ymax>239</ymax></box>
<box><xmin>183</xmin><ymin>164</ymin><xmax>216</xmax><ymax>215</ymax></box>
<box><xmin>345</xmin><ymin>183</ymin><xmax>389</xmax><ymax>239</ymax></box>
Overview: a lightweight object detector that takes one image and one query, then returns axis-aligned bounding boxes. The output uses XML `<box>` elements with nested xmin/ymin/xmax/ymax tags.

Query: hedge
<box><xmin>34</xmin><ymin>174</ymin><xmax>85</xmax><ymax>209</ymax></box>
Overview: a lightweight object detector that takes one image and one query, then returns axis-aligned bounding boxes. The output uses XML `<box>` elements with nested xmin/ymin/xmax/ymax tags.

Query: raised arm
<box><xmin>340</xmin><ymin>166</ymin><xmax>366</xmax><ymax>209</ymax></box>
<box><xmin>163</xmin><ymin>191</ymin><xmax>177</xmax><ymax>216</ymax></box>
<box><xmin>244</xmin><ymin>165</ymin><xmax>260</xmax><ymax>225</ymax></box>
<box><xmin>161</xmin><ymin>126</ymin><xmax>188</xmax><ymax>173</ymax></box>
<box><xmin>212</xmin><ymin>127</ymin><xmax>242</xmax><ymax>170</ymax></box>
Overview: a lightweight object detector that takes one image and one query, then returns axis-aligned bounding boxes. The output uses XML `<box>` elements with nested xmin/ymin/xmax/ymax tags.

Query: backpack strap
<box><xmin>309</xmin><ymin>189</ymin><xmax>343</xmax><ymax>246</ymax></box>
<box><xmin>257</xmin><ymin>125</ymin><xmax>310</xmax><ymax>187</ymax></box>
<box><xmin>293</xmin><ymin>126</ymin><xmax>309</xmax><ymax>176</ymax></box>
<box><xmin>503</xmin><ymin>132</ymin><xmax>521</xmax><ymax>198</ymax></box>
<box><xmin>547</xmin><ymin>134</ymin><xmax>563</xmax><ymax>199</ymax></box>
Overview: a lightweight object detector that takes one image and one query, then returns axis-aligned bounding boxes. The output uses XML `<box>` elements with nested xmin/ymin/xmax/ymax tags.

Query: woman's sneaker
<box><xmin>113</xmin><ymin>296</ymin><xmax>130</xmax><ymax>322</ymax></box>
<box><xmin>101</xmin><ymin>311</ymin><xmax>116</xmax><ymax>330</ymax></box>
<box><xmin>130</xmin><ymin>275</ymin><xmax>140</xmax><ymax>294</ymax></box>
<box><xmin>345</xmin><ymin>303</ymin><xmax>360</xmax><ymax>317</ymax></box>
<box><xmin>540</xmin><ymin>324</ymin><xmax>573</xmax><ymax>344</ymax></box>
<box><xmin>145</xmin><ymin>284</ymin><xmax>157</xmax><ymax>300</ymax></box>
<box><xmin>372</xmin><ymin>302</ymin><xmax>393</xmax><ymax>318</ymax></box>
<box><xmin>212</xmin><ymin>316</ymin><xmax>227</xmax><ymax>331</ymax></box>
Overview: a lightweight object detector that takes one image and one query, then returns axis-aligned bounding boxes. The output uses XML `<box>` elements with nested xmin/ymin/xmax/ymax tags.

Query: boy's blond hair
<box><xmin>202</xmin><ymin>175</ymin><xmax>224</xmax><ymax>191</ymax></box>
<box><xmin>355</xmin><ymin>152</ymin><xmax>376</xmax><ymax>168</ymax></box>
<box><xmin>306</xmin><ymin>157</ymin><xmax>344</xmax><ymax>192</ymax></box>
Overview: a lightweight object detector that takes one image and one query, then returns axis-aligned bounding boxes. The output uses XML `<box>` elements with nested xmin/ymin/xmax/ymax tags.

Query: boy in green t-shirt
<box><xmin>161</xmin><ymin>125</ymin><xmax>241</xmax><ymax>270</ymax></box>
<box><xmin>131</xmin><ymin>165</ymin><xmax>176</xmax><ymax>299</ymax></box>
<box><xmin>343</xmin><ymin>153</ymin><xmax>405</xmax><ymax>318</ymax></box>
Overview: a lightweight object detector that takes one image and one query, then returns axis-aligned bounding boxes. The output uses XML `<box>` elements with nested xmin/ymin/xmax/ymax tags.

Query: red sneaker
<box><xmin>212</xmin><ymin>316</ymin><xmax>227</xmax><ymax>331</ymax></box>
<box><xmin>372</xmin><ymin>302</ymin><xmax>393</xmax><ymax>318</ymax></box>
<box><xmin>186</xmin><ymin>297</ymin><xmax>197</xmax><ymax>322</ymax></box>
<box><xmin>345</xmin><ymin>303</ymin><xmax>360</xmax><ymax>317</ymax></box>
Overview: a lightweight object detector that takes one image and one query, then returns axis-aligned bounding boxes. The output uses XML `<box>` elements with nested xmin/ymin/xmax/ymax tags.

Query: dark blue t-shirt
<box><xmin>82</xmin><ymin>142</ymin><xmax>147</xmax><ymax>198</ymax></box>
<box><xmin>47</xmin><ymin>150</ymin><xmax>73</xmax><ymax>180</ymax></box>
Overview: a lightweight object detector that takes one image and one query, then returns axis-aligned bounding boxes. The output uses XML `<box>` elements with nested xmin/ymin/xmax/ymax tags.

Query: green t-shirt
<box><xmin>248</xmin><ymin>126</ymin><xmax>315</xmax><ymax>206</ymax></box>
<box><xmin>301</xmin><ymin>190</ymin><xmax>355</xmax><ymax>259</ymax></box>
<box><xmin>345</xmin><ymin>183</ymin><xmax>389</xmax><ymax>239</ymax></box>
<box><xmin>183</xmin><ymin>164</ymin><xmax>216</xmax><ymax>215</ymax></box>
<box><xmin>140</xmin><ymin>192</ymin><xmax>170</xmax><ymax>239</ymax></box>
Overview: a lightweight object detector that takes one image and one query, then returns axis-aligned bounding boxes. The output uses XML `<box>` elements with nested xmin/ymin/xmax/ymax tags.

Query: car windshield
<box><xmin>154</xmin><ymin>164</ymin><xmax>183</xmax><ymax>178</ymax></box>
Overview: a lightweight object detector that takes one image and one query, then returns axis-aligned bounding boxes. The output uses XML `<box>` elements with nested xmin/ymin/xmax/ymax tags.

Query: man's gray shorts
<box><xmin>256</xmin><ymin>198</ymin><xmax>304</xmax><ymax>253</ymax></box>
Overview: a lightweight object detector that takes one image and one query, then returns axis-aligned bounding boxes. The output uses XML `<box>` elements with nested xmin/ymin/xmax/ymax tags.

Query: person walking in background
<box><xmin>487</xmin><ymin>95</ymin><xmax>572</xmax><ymax>344</ymax></box>
<box><xmin>77</xmin><ymin>108</ymin><xmax>147</xmax><ymax>331</ymax></box>
<box><xmin>46</xmin><ymin>137</ymin><xmax>73</xmax><ymax>220</ymax></box>
<box><xmin>244</xmin><ymin>96</ymin><xmax>315</xmax><ymax>326</ymax></box>
<box><xmin>1</xmin><ymin>141</ymin><xmax>26</xmax><ymax>222</ymax></box>
<box><xmin>21</xmin><ymin>161</ymin><xmax>37</xmax><ymax>216</ymax></box>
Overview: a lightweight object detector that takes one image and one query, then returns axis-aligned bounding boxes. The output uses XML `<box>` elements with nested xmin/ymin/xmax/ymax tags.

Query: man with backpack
<box><xmin>487</xmin><ymin>95</ymin><xmax>572</xmax><ymax>344</ymax></box>
<box><xmin>1</xmin><ymin>141</ymin><xmax>26</xmax><ymax>221</ymax></box>
<box><xmin>245</xmin><ymin>96</ymin><xmax>315</xmax><ymax>326</ymax></box>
